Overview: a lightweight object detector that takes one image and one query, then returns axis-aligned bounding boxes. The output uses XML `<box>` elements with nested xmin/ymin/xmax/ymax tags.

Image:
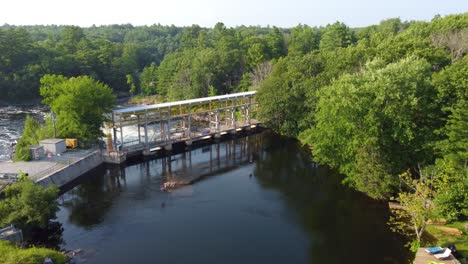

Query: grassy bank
<box><xmin>424</xmin><ymin>221</ymin><xmax>468</xmax><ymax>261</ymax></box>
<box><xmin>0</xmin><ymin>240</ymin><xmax>66</xmax><ymax>264</ymax></box>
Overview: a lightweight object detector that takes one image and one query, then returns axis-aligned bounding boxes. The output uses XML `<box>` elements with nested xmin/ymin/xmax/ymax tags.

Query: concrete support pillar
<box><xmin>233</xmin><ymin>99</ymin><xmax>237</xmax><ymax>129</ymax></box>
<box><xmin>164</xmin><ymin>143</ymin><xmax>172</xmax><ymax>151</ymax></box>
<box><xmin>167</xmin><ymin>106</ymin><xmax>171</xmax><ymax>142</ymax></box>
<box><xmin>216</xmin><ymin>110</ymin><xmax>220</xmax><ymax>132</ymax></box>
<box><xmin>144</xmin><ymin>112</ymin><xmax>148</xmax><ymax>145</ymax></box>
<box><xmin>112</xmin><ymin>112</ymin><xmax>117</xmax><ymax>148</ymax></box>
<box><xmin>120</xmin><ymin>119</ymin><xmax>124</xmax><ymax>150</ymax></box>
<box><xmin>188</xmin><ymin>115</ymin><xmax>191</xmax><ymax>139</ymax></box>
<box><xmin>231</xmin><ymin>108</ymin><xmax>235</xmax><ymax>128</ymax></box>
<box><xmin>137</xmin><ymin>115</ymin><xmax>141</xmax><ymax>144</ymax></box>
<box><xmin>160</xmin><ymin>122</ymin><xmax>164</xmax><ymax>142</ymax></box>
<box><xmin>247</xmin><ymin>97</ymin><xmax>251</xmax><ymax>125</ymax></box>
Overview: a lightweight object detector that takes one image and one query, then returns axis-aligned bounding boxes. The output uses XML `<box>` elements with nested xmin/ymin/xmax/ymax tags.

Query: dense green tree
<box><xmin>389</xmin><ymin>170</ymin><xmax>436</xmax><ymax>248</ymax></box>
<box><xmin>14</xmin><ymin>116</ymin><xmax>54</xmax><ymax>161</ymax></box>
<box><xmin>287</xmin><ymin>25</ymin><xmax>320</xmax><ymax>55</ymax></box>
<box><xmin>319</xmin><ymin>22</ymin><xmax>355</xmax><ymax>52</ymax></box>
<box><xmin>140</xmin><ymin>62</ymin><xmax>159</xmax><ymax>95</ymax></box>
<box><xmin>266</xmin><ymin>27</ymin><xmax>286</xmax><ymax>58</ymax></box>
<box><xmin>0</xmin><ymin>178</ymin><xmax>59</xmax><ymax>230</ymax></box>
<box><xmin>181</xmin><ymin>24</ymin><xmax>202</xmax><ymax>49</ymax></box>
<box><xmin>57</xmin><ymin>26</ymin><xmax>86</xmax><ymax>54</ymax></box>
<box><xmin>433</xmin><ymin>157</ymin><xmax>468</xmax><ymax>222</ymax></box>
<box><xmin>126</xmin><ymin>74</ymin><xmax>137</xmax><ymax>95</ymax></box>
<box><xmin>246</xmin><ymin>42</ymin><xmax>268</xmax><ymax>68</ymax></box>
<box><xmin>156</xmin><ymin>52</ymin><xmax>182</xmax><ymax>97</ymax></box>
<box><xmin>256</xmin><ymin>55</ymin><xmax>320</xmax><ymax>136</ymax></box>
<box><xmin>0</xmin><ymin>28</ymin><xmax>40</xmax><ymax>101</ymax></box>
<box><xmin>39</xmin><ymin>74</ymin><xmax>116</xmax><ymax>143</ymax></box>
<box><xmin>433</xmin><ymin>56</ymin><xmax>468</xmax><ymax>113</ymax></box>
<box><xmin>300</xmin><ymin>57</ymin><xmax>436</xmax><ymax>199</ymax></box>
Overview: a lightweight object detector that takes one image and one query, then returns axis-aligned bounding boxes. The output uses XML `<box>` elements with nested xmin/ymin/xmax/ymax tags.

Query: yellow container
<box><xmin>65</xmin><ymin>138</ymin><xmax>78</xmax><ymax>149</ymax></box>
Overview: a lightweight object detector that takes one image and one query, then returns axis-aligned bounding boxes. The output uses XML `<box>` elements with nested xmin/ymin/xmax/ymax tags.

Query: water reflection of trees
<box><xmin>61</xmin><ymin>165</ymin><xmax>124</xmax><ymax>228</ymax></box>
<box><xmin>60</xmin><ymin>135</ymin><xmax>261</xmax><ymax>228</ymax></box>
<box><xmin>253</xmin><ymin>132</ymin><xmax>412</xmax><ymax>264</ymax></box>
<box><xmin>28</xmin><ymin>221</ymin><xmax>64</xmax><ymax>250</ymax></box>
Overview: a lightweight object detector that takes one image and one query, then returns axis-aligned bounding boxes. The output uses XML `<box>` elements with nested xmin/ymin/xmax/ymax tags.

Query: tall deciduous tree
<box><xmin>287</xmin><ymin>25</ymin><xmax>320</xmax><ymax>55</ymax></box>
<box><xmin>319</xmin><ymin>22</ymin><xmax>355</xmax><ymax>52</ymax></box>
<box><xmin>140</xmin><ymin>62</ymin><xmax>159</xmax><ymax>95</ymax></box>
<box><xmin>14</xmin><ymin>115</ymin><xmax>54</xmax><ymax>161</ymax></box>
<box><xmin>0</xmin><ymin>178</ymin><xmax>59</xmax><ymax>229</ymax></box>
<box><xmin>389</xmin><ymin>170</ymin><xmax>436</xmax><ymax>249</ymax></box>
<box><xmin>301</xmin><ymin>57</ymin><xmax>436</xmax><ymax>199</ymax></box>
<box><xmin>39</xmin><ymin>74</ymin><xmax>116</xmax><ymax>143</ymax></box>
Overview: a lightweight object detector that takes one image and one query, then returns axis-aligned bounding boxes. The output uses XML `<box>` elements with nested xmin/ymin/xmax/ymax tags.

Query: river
<box><xmin>53</xmin><ymin>131</ymin><xmax>411</xmax><ymax>264</ymax></box>
<box><xmin>0</xmin><ymin>106</ymin><xmax>47</xmax><ymax>161</ymax></box>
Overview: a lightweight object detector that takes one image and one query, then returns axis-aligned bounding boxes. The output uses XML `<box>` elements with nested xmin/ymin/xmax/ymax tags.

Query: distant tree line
<box><xmin>0</xmin><ymin>22</ymin><xmax>284</xmax><ymax>103</ymax></box>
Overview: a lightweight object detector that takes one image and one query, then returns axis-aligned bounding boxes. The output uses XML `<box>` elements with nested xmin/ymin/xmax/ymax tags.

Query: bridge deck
<box><xmin>105</xmin><ymin>92</ymin><xmax>260</xmax><ymax>163</ymax></box>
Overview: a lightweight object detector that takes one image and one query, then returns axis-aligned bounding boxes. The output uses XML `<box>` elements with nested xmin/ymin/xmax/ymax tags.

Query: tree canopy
<box><xmin>257</xmin><ymin>13</ymin><xmax>467</xmax><ymax>221</ymax></box>
<box><xmin>39</xmin><ymin>74</ymin><xmax>116</xmax><ymax>143</ymax></box>
<box><xmin>0</xmin><ymin>178</ymin><xmax>59</xmax><ymax>230</ymax></box>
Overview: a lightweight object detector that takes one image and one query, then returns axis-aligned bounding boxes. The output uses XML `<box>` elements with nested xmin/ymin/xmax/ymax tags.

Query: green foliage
<box><xmin>39</xmin><ymin>74</ymin><xmax>116</xmax><ymax>143</ymax></box>
<box><xmin>140</xmin><ymin>62</ymin><xmax>158</xmax><ymax>95</ymax></box>
<box><xmin>301</xmin><ymin>57</ymin><xmax>435</xmax><ymax>199</ymax></box>
<box><xmin>0</xmin><ymin>240</ymin><xmax>66</xmax><ymax>264</ymax></box>
<box><xmin>266</xmin><ymin>27</ymin><xmax>286</xmax><ymax>58</ymax></box>
<box><xmin>433</xmin><ymin>56</ymin><xmax>468</xmax><ymax>115</ymax></box>
<box><xmin>256</xmin><ymin>56</ymin><xmax>316</xmax><ymax>136</ymax></box>
<box><xmin>126</xmin><ymin>74</ymin><xmax>137</xmax><ymax>95</ymax></box>
<box><xmin>319</xmin><ymin>22</ymin><xmax>355</xmax><ymax>52</ymax></box>
<box><xmin>287</xmin><ymin>25</ymin><xmax>320</xmax><ymax>55</ymax></box>
<box><xmin>433</xmin><ymin>158</ymin><xmax>468</xmax><ymax>222</ymax></box>
<box><xmin>437</xmin><ymin>101</ymin><xmax>468</xmax><ymax>165</ymax></box>
<box><xmin>0</xmin><ymin>178</ymin><xmax>59</xmax><ymax>229</ymax></box>
<box><xmin>17</xmin><ymin>170</ymin><xmax>28</xmax><ymax>181</ymax></box>
<box><xmin>388</xmin><ymin>170</ymin><xmax>436</xmax><ymax>244</ymax></box>
<box><xmin>14</xmin><ymin>116</ymin><xmax>53</xmax><ymax>161</ymax></box>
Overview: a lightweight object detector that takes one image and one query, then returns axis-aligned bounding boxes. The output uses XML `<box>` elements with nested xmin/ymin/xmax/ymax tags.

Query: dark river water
<box><xmin>56</xmin><ymin>131</ymin><xmax>411</xmax><ymax>264</ymax></box>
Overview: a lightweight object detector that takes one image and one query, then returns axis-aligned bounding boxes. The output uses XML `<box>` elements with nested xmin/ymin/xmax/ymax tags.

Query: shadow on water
<box><xmin>253</xmin><ymin>132</ymin><xmax>413</xmax><ymax>263</ymax></box>
<box><xmin>59</xmin><ymin>165</ymin><xmax>124</xmax><ymax>228</ymax></box>
<box><xmin>57</xmin><ymin>131</ymin><xmax>412</xmax><ymax>263</ymax></box>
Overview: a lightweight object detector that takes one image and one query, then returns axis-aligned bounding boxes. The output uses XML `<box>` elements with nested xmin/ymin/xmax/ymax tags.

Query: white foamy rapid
<box><xmin>0</xmin><ymin>106</ymin><xmax>47</xmax><ymax>161</ymax></box>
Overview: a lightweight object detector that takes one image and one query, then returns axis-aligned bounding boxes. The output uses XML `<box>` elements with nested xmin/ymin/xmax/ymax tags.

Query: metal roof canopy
<box><xmin>113</xmin><ymin>91</ymin><xmax>257</xmax><ymax>115</ymax></box>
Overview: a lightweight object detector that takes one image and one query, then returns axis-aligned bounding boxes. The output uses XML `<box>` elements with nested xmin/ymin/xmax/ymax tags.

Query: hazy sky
<box><xmin>2</xmin><ymin>0</ymin><xmax>467</xmax><ymax>28</ymax></box>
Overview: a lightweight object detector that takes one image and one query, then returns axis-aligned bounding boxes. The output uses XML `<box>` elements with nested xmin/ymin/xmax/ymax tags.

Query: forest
<box><xmin>0</xmin><ymin>22</ymin><xmax>281</xmax><ymax>103</ymax></box>
<box><xmin>255</xmin><ymin>13</ymin><xmax>467</xmax><ymax>230</ymax></box>
<box><xmin>1</xmin><ymin>14</ymin><xmax>466</xmax><ymax>224</ymax></box>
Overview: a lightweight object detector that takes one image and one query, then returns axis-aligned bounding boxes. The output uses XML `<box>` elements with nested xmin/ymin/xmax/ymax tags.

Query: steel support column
<box><xmin>137</xmin><ymin>115</ymin><xmax>141</xmax><ymax>144</ymax></box>
<box><xmin>144</xmin><ymin>111</ymin><xmax>148</xmax><ymax>145</ymax></box>
<box><xmin>112</xmin><ymin>112</ymin><xmax>117</xmax><ymax>148</ymax></box>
